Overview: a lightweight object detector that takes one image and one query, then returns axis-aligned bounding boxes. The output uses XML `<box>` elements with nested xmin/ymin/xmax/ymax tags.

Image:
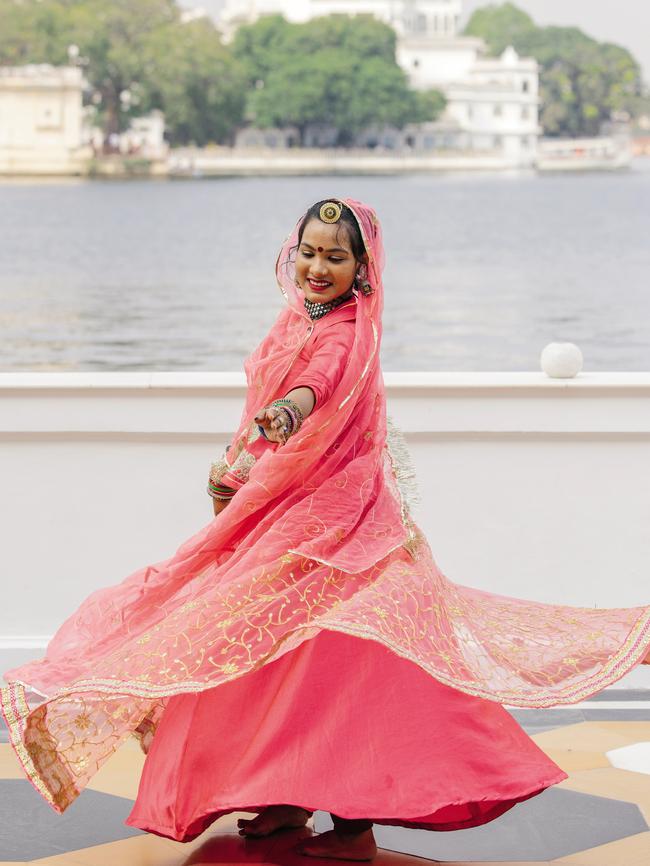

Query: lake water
<box><xmin>1</xmin><ymin>162</ymin><xmax>649</xmax><ymax>372</ymax></box>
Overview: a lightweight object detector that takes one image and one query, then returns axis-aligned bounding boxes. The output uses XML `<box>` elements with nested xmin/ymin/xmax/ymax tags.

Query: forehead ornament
<box><xmin>319</xmin><ymin>201</ymin><xmax>342</xmax><ymax>223</ymax></box>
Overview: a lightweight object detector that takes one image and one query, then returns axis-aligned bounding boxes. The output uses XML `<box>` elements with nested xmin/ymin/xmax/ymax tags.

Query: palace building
<box><xmin>220</xmin><ymin>0</ymin><xmax>540</xmax><ymax>166</ymax></box>
<box><xmin>0</xmin><ymin>65</ymin><xmax>91</xmax><ymax>175</ymax></box>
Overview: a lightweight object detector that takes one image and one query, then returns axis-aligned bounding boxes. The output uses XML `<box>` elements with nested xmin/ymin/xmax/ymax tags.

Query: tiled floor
<box><xmin>1</xmin><ymin>705</ymin><xmax>649</xmax><ymax>865</ymax></box>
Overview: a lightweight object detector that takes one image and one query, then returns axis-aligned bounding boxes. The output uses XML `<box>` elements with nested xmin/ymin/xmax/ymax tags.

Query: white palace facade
<box><xmin>220</xmin><ymin>0</ymin><xmax>540</xmax><ymax>166</ymax></box>
<box><xmin>0</xmin><ymin>65</ymin><xmax>91</xmax><ymax>174</ymax></box>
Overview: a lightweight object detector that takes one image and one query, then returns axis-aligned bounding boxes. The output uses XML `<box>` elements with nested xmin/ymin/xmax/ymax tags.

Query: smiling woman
<box><xmin>208</xmin><ymin>200</ymin><xmax>365</xmax><ymax>514</ymax></box>
<box><xmin>296</xmin><ymin>200</ymin><xmax>368</xmax><ymax>305</ymax></box>
<box><xmin>2</xmin><ymin>197</ymin><xmax>650</xmax><ymax>864</ymax></box>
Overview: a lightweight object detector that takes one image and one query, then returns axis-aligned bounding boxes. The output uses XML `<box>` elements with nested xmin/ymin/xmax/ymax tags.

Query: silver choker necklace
<box><xmin>303</xmin><ymin>290</ymin><xmax>354</xmax><ymax>320</ymax></box>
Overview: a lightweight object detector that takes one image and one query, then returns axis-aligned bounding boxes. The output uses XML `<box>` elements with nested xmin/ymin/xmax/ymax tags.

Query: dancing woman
<box><xmin>2</xmin><ymin>198</ymin><xmax>649</xmax><ymax>861</ymax></box>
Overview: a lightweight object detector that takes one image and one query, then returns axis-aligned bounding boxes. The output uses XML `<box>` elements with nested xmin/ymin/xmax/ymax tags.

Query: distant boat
<box><xmin>537</xmin><ymin>136</ymin><xmax>632</xmax><ymax>172</ymax></box>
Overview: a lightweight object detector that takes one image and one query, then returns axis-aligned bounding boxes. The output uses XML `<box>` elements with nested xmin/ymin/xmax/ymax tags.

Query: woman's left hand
<box><xmin>254</xmin><ymin>406</ymin><xmax>290</xmax><ymax>445</ymax></box>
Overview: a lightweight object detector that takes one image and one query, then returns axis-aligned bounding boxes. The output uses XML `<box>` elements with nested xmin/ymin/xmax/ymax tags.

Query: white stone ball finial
<box><xmin>541</xmin><ymin>342</ymin><xmax>583</xmax><ymax>378</ymax></box>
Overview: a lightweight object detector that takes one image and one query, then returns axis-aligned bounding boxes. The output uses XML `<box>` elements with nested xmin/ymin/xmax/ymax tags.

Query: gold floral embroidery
<box><xmin>73</xmin><ymin>712</ymin><xmax>91</xmax><ymax>730</ymax></box>
<box><xmin>226</xmin><ymin>448</ymin><xmax>257</xmax><ymax>483</ymax></box>
<box><xmin>209</xmin><ymin>455</ymin><xmax>230</xmax><ymax>486</ymax></box>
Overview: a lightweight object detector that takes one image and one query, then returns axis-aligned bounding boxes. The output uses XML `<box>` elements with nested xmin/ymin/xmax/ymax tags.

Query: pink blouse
<box><xmin>219</xmin><ymin>298</ymin><xmax>357</xmax><ymax>491</ymax></box>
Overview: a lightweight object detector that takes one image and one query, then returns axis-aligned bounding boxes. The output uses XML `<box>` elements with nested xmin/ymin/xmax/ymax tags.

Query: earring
<box><xmin>355</xmin><ymin>263</ymin><xmax>373</xmax><ymax>296</ymax></box>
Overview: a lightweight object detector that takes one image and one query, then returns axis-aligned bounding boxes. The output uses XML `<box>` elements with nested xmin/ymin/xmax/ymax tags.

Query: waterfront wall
<box><xmin>1</xmin><ymin>371</ymin><xmax>649</xmax><ymax>687</ymax></box>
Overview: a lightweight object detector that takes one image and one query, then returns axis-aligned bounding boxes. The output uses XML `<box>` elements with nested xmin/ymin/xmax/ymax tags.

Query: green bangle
<box><xmin>208</xmin><ymin>480</ymin><xmax>236</xmax><ymax>499</ymax></box>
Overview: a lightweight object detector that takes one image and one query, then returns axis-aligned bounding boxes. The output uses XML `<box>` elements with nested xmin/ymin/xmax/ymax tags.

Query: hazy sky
<box><xmin>185</xmin><ymin>1</ymin><xmax>649</xmax><ymax>81</ymax></box>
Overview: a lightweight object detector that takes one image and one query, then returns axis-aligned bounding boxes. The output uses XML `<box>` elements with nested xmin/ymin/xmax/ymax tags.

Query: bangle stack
<box><xmin>207</xmin><ymin>452</ymin><xmax>237</xmax><ymax>500</ymax></box>
<box><xmin>208</xmin><ymin>481</ymin><xmax>236</xmax><ymax>501</ymax></box>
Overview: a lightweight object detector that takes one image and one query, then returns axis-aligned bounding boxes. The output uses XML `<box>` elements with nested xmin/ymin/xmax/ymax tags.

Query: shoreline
<box><xmin>1</xmin><ymin>147</ymin><xmax>643</xmax><ymax>179</ymax></box>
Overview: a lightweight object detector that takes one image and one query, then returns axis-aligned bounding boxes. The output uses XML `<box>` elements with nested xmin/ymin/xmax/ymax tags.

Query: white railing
<box><xmin>1</xmin><ymin>371</ymin><xmax>649</xmax><ymax>686</ymax></box>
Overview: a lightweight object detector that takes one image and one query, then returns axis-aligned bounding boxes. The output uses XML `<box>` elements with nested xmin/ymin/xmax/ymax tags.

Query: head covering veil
<box><xmin>184</xmin><ymin>196</ymin><xmax>418</xmax><ymax>572</ymax></box>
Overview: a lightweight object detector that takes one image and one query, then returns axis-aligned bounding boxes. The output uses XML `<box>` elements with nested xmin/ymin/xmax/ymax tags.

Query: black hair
<box><xmin>297</xmin><ymin>199</ymin><xmax>366</xmax><ymax>262</ymax></box>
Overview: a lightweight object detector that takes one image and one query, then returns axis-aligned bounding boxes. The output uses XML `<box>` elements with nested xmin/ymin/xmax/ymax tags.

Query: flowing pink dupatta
<box><xmin>2</xmin><ymin>199</ymin><xmax>650</xmax><ymax>816</ymax></box>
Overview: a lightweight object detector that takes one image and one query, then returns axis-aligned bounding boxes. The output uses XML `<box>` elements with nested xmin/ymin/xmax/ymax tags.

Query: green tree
<box><xmin>0</xmin><ymin>0</ymin><xmax>71</xmax><ymax>65</ymax></box>
<box><xmin>464</xmin><ymin>2</ymin><xmax>535</xmax><ymax>54</ymax></box>
<box><xmin>65</xmin><ymin>0</ymin><xmax>180</xmax><ymax>145</ymax></box>
<box><xmin>413</xmin><ymin>88</ymin><xmax>448</xmax><ymax>123</ymax></box>
<box><xmin>234</xmin><ymin>14</ymin><xmax>445</xmax><ymax>145</ymax></box>
<box><xmin>139</xmin><ymin>18</ymin><xmax>247</xmax><ymax>146</ymax></box>
<box><xmin>465</xmin><ymin>3</ymin><xmax>644</xmax><ymax>137</ymax></box>
<box><xmin>230</xmin><ymin>13</ymin><xmax>293</xmax><ymax>86</ymax></box>
<box><xmin>0</xmin><ymin>0</ymin><xmax>247</xmax><ymax>146</ymax></box>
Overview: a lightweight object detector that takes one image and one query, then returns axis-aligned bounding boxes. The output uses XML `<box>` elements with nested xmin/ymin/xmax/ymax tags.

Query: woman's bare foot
<box><xmin>295</xmin><ymin>828</ymin><xmax>377</xmax><ymax>860</ymax></box>
<box><xmin>237</xmin><ymin>804</ymin><xmax>312</xmax><ymax>837</ymax></box>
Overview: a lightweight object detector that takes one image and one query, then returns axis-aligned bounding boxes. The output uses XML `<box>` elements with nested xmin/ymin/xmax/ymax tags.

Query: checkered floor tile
<box><xmin>0</xmin><ymin>705</ymin><xmax>649</xmax><ymax>864</ymax></box>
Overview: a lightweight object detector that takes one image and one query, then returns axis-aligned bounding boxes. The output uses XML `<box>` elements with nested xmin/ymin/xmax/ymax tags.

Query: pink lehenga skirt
<box><xmin>124</xmin><ymin>627</ymin><xmax>566</xmax><ymax>843</ymax></box>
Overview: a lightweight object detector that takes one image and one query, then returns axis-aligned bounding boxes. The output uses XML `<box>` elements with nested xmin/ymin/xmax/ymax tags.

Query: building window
<box><xmin>467</xmin><ymin>105</ymin><xmax>473</xmax><ymax>120</ymax></box>
<box><xmin>522</xmin><ymin>80</ymin><xmax>530</xmax><ymax>93</ymax></box>
<box><xmin>413</xmin><ymin>58</ymin><xmax>420</xmax><ymax>68</ymax></box>
<box><xmin>493</xmin><ymin>104</ymin><xmax>502</xmax><ymax>117</ymax></box>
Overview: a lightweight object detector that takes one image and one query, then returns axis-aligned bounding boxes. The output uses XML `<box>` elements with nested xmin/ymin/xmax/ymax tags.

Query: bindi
<box><xmin>317</xmin><ymin>246</ymin><xmax>324</xmax><ymax>252</ymax></box>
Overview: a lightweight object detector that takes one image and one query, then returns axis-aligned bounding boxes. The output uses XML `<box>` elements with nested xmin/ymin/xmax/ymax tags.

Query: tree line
<box><xmin>0</xmin><ymin>0</ymin><xmax>444</xmax><ymax>147</ymax></box>
<box><xmin>465</xmin><ymin>2</ymin><xmax>649</xmax><ymax>138</ymax></box>
<box><xmin>0</xmin><ymin>0</ymin><xmax>646</xmax><ymax>147</ymax></box>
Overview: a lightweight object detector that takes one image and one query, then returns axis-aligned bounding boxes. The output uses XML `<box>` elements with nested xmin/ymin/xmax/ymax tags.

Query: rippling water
<box><xmin>1</xmin><ymin>162</ymin><xmax>649</xmax><ymax>372</ymax></box>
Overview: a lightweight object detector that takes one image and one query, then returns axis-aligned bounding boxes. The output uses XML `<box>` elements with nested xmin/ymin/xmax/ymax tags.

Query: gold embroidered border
<box><xmin>317</xmin><ymin>606</ymin><xmax>650</xmax><ymax>708</ymax></box>
<box><xmin>209</xmin><ymin>455</ymin><xmax>230</xmax><ymax>485</ymax></box>
<box><xmin>6</xmin><ymin>603</ymin><xmax>650</xmax><ymax>710</ymax></box>
<box><xmin>226</xmin><ymin>448</ymin><xmax>257</xmax><ymax>483</ymax></box>
<box><xmin>0</xmin><ymin>683</ymin><xmax>61</xmax><ymax>811</ymax></box>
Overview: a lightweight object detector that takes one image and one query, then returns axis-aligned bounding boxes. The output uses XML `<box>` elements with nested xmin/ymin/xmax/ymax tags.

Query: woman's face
<box><xmin>296</xmin><ymin>218</ymin><xmax>359</xmax><ymax>304</ymax></box>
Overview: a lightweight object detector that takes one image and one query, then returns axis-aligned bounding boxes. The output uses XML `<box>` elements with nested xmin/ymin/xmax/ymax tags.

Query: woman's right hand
<box><xmin>254</xmin><ymin>406</ymin><xmax>290</xmax><ymax>445</ymax></box>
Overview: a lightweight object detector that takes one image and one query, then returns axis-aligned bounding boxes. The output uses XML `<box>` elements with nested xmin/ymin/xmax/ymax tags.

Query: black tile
<box><xmin>314</xmin><ymin>789</ymin><xmax>648</xmax><ymax>861</ymax></box>
<box><xmin>0</xmin><ymin>780</ymin><xmax>143</xmax><ymax>860</ymax></box>
<box><xmin>507</xmin><ymin>708</ymin><xmax>586</xmax><ymax>728</ymax></box>
<box><xmin>582</xmin><ymin>708</ymin><xmax>650</xmax><ymax>721</ymax></box>
<box><xmin>587</xmin><ymin>689</ymin><xmax>650</xmax><ymax>703</ymax></box>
